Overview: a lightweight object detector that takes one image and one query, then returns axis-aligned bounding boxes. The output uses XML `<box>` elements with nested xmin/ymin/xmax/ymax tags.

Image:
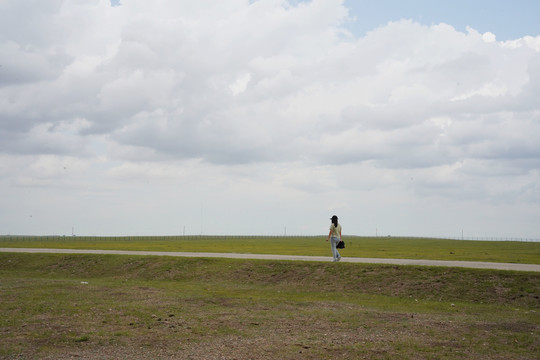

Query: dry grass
<box><xmin>1</xmin><ymin>253</ymin><xmax>539</xmax><ymax>359</ymax></box>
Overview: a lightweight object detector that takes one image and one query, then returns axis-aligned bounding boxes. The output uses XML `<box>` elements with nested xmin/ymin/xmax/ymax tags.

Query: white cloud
<box><xmin>482</xmin><ymin>31</ymin><xmax>496</xmax><ymax>43</ymax></box>
<box><xmin>0</xmin><ymin>1</ymin><xmax>539</xmax><ymax>238</ymax></box>
<box><xmin>229</xmin><ymin>73</ymin><xmax>252</xmax><ymax>96</ymax></box>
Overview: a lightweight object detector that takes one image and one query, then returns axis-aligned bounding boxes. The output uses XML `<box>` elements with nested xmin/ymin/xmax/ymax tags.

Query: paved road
<box><xmin>1</xmin><ymin>247</ymin><xmax>539</xmax><ymax>272</ymax></box>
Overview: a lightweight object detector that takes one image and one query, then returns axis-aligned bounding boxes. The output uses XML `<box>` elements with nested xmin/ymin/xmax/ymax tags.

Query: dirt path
<box><xmin>1</xmin><ymin>247</ymin><xmax>539</xmax><ymax>272</ymax></box>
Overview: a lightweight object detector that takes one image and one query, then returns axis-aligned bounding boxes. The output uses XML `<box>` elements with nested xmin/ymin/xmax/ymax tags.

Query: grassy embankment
<box><xmin>1</xmin><ymin>250</ymin><xmax>539</xmax><ymax>359</ymax></box>
<box><xmin>1</xmin><ymin>235</ymin><xmax>540</xmax><ymax>264</ymax></box>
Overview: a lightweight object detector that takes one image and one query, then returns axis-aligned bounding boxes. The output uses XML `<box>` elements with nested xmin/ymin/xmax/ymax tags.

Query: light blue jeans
<box><xmin>330</xmin><ymin>236</ymin><xmax>341</xmax><ymax>261</ymax></box>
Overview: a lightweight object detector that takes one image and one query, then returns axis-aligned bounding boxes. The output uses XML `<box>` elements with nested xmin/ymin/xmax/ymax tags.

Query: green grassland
<box><xmin>0</xmin><ymin>252</ymin><xmax>539</xmax><ymax>359</ymax></box>
<box><xmin>1</xmin><ymin>235</ymin><xmax>540</xmax><ymax>264</ymax></box>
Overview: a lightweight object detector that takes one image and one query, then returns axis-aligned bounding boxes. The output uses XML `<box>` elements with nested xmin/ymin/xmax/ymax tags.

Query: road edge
<box><xmin>1</xmin><ymin>247</ymin><xmax>539</xmax><ymax>272</ymax></box>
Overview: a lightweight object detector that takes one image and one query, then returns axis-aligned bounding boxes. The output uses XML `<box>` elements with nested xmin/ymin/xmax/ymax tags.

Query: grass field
<box><xmin>1</xmin><ymin>251</ymin><xmax>539</xmax><ymax>359</ymax></box>
<box><xmin>1</xmin><ymin>235</ymin><xmax>540</xmax><ymax>264</ymax></box>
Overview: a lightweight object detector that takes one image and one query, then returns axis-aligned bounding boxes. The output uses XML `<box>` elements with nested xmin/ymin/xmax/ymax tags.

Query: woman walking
<box><xmin>326</xmin><ymin>215</ymin><xmax>342</xmax><ymax>262</ymax></box>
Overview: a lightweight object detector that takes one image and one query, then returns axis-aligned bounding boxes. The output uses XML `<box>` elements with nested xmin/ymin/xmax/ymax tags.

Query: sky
<box><xmin>1</xmin><ymin>0</ymin><xmax>539</xmax><ymax>239</ymax></box>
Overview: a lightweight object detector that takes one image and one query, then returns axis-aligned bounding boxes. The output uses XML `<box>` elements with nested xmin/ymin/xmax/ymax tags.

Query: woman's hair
<box><xmin>331</xmin><ymin>215</ymin><xmax>338</xmax><ymax>227</ymax></box>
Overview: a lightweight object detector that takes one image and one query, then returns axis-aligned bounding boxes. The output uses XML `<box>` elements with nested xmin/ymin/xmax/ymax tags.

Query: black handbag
<box><xmin>336</xmin><ymin>240</ymin><xmax>345</xmax><ymax>249</ymax></box>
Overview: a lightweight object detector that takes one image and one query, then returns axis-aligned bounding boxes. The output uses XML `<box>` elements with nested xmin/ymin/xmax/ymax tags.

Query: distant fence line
<box><xmin>1</xmin><ymin>234</ymin><xmax>539</xmax><ymax>242</ymax></box>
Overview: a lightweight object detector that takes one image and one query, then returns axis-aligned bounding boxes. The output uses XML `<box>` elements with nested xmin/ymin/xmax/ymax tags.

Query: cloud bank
<box><xmin>1</xmin><ymin>0</ymin><xmax>539</xmax><ymax>237</ymax></box>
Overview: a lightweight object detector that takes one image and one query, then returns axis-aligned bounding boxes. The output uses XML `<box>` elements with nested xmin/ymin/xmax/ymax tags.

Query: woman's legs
<box><xmin>331</xmin><ymin>236</ymin><xmax>341</xmax><ymax>261</ymax></box>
